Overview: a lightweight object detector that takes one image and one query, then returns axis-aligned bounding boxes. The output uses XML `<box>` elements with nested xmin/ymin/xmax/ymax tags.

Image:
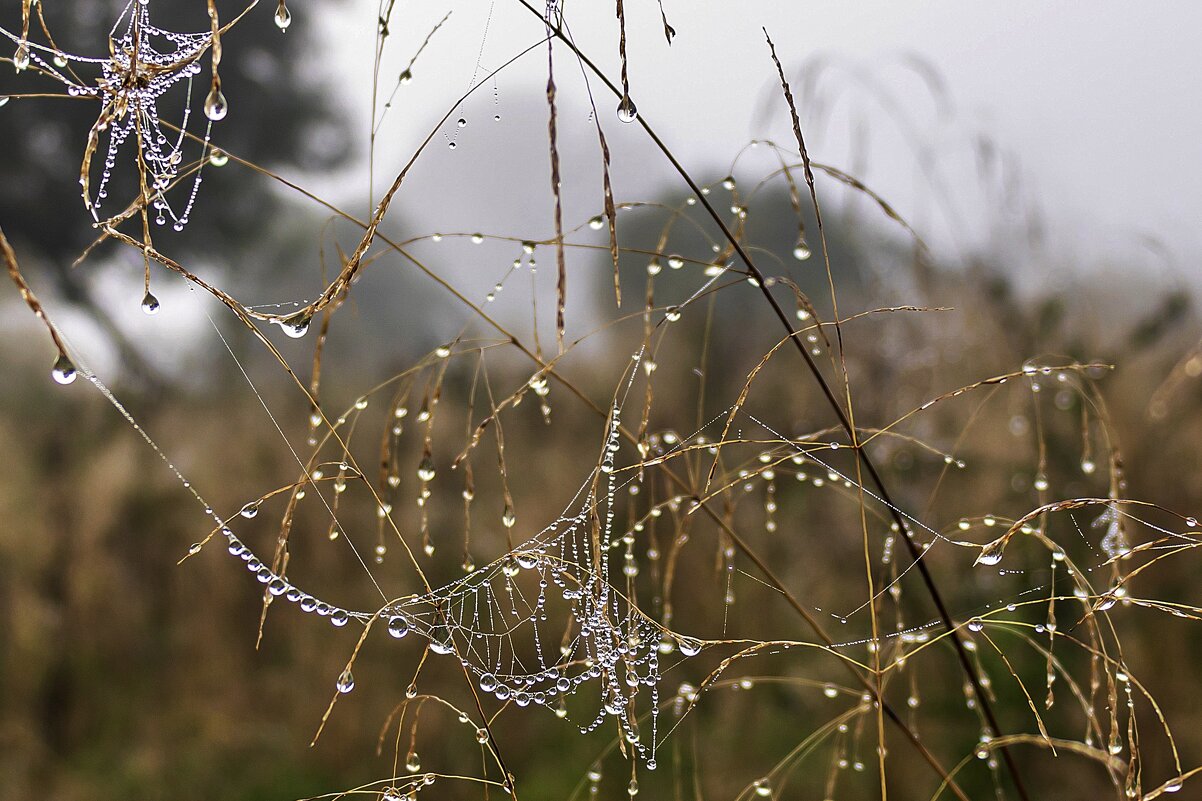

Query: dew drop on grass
<box><xmin>51</xmin><ymin>353</ymin><xmax>77</xmax><ymax>385</ymax></box>
<box><xmin>274</xmin><ymin>1</ymin><xmax>292</xmax><ymax>30</ymax></box>
<box><xmin>753</xmin><ymin>779</ymin><xmax>772</xmax><ymax>797</ymax></box>
<box><xmin>335</xmin><ymin>669</ymin><xmax>355</xmax><ymax>693</ymax></box>
<box><xmin>399</xmin><ymin>69</ymin><xmax>412</xmax><ymax>85</ymax></box>
<box><xmin>405</xmin><ymin>751</ymin><xmax>421</xmax><ymax>772</ymax></box>
<box><xmin>677</xmin><ymin>636</ymin><xmax>702</xmax><ymax>656</ymax></box>
<box><xmin>417</xmin><ymin>456</ymin><xmax>436</xmax><ymax>482</ymax></box>
<box><xmin>589</xmin><ymin>214</ymin><xmax>605</xmax><ymax>230</ymax></box>
<box><xmin>140</xmin><ymin>291</ymin><xmax>160</xmax><ymax>315</ymax></box>
<box><xmin>13</xmin><ymin>42</ymin><xmax>30</xmax><ymax>72</ymax></box>
<box><xmin>279</xmin><ymin>311</ymin><xmax>311</xmax><ymax>338</ymax></box>
<box><xmin>975</xmin><ymin>538</ymin><xmax>1006</xmax><ymax>566</ymax></box>
<box><xmin>204</xmin><ymin>86</ymin><xmax>228</xmax><ymax>121</ymax></box>
<box><xmin>616</xmin><ymin>93</ymin><xmax>638</xmax><ymax>123</ymax></box>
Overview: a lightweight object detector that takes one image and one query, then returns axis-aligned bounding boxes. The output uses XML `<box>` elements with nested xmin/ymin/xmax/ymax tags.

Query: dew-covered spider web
<box><xmin>1</xmin><ymin>0</ymin><xmax>222</xmax><ymax>228</ymax></box>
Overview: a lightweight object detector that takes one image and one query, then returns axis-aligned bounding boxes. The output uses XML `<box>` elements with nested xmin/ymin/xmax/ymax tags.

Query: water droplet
<box><xmin>51</xmin><ymin>353</ymin><xmax>77</xmax><ymax>385</ymax></box>
<box><xmin>428</xmin><ymin>627</ymin><xmax>455</xmax><ymax>654</ymax></box>
<box><xmin>502</xmin><ymin>504</ymin><xmax>516</xmax><ymax>528</ymax></box>
<box><xmin>399</xmin><ymin>69</ymin><xmax>413</xmax><ymax>85</ymax></box>
<box><xmin>627</xmin><ymin>778</ymin><xmax>639</xmax><ymax>796</ymax></box>
<box><xmin>967</xmin><ymin>618</ymin><xmax>984</xmax><ymax>633</ymax></box>
<box><xmin>13</xmin><ymin>42</ymin><xmax>30</xmax><ymax>72</ymax></box>
<box><xmin>457</xmin><ymin>117</ymin><xmax>467</xmax><ymax>128</ymax></box>
<box><xmin>753</xmin><ymin>779</ymin><xmax>772</xmax><ymax>797</ymax></box>
<box><xmin>664</xmin><ymin>306</ymin><xmax>681</xmax><ymax>322</ymax></box>
<box><xmin>53</xmin><ymin>53</ymin><xmax>68</xmax><ymax>68</ymax></box>
<box><xmin>792</xmin><ymin>237</ymin><xmax>812</xmax><ymax>261</ymax></box>
<box><xmin>1081</xmin><ymin>458</ymin><xmax>1096</xmax><ymax>475</ymax></box>
<box><xmin>387</xmin><ymin>615</ymin><xmax>409</xmax><ymax>638</ymax></box>
<box><xmin>274</xmin><ymin>1</ymin><xmax>292</xmax><ymax>30</ymax></box>
<box><xmin>204</xmin><ymin>86</ymin><xmax>228</xmax><ymax>121</ymax></box>
<box><xmin>667</xmin><ymin>254</ymin><xmax>684</xmax><ymax>270</ymax></box>
<box><xmin>140</xmin><ymin>291</ymin><xmax>160</xmax><ymax>315</ymax></box>
<box><xmin>480</xmin><ymin>673</ymin><xmax>498</xmax><ymax>692</ymax></box>
<box><xmin>417</xmin><ymin>456</ymin><xmax>436</xmax><ymax>482</ymax></box>
<box><xmin>471</xmin><ymin>232</ymin><xmax>484</xmax><ymax>244</ymax></box>
<box><xmin>975</xmin><ymin>538</ymin><xmax>1006</xmax><ymax>567</ymax></box>
<box><xmin>616</xmin><ymin>93</ymin><xmax>638</xmax><ymax>123</ymax></box>
<box><xmin>588</xmin><ymin>214</ymin><xmax>605</xmax><ymax>230</ymax></box>
<box><xmin>1164</xmin><ymin>778</ymin><xmax>1184</xmax><ymax>793</ymax></box>
<box><xmin>188</xmin><ymin>542</ymin><xmax>202</xmax><ymax>555</ymax></box>
<box><xmin>476</xmin><ymin>728</ymin><xmax>489</xmax><ymax>744</ymax></box>
<box><xmin>330</xmin><ymin>609</ymin><xmax>349</xmax><ymax>627</ymax></box>
<box><xmin>209</xmin><ymin>149</ymin><xmax>229</xmax><ymax>167</ymax></box>
<box><xmin>405</xmin><ymin>752</ymin><xmax>421</xmax><ymax>772</ymax></box>
<box><xmin>336</xmin><ymin>669</ymin><xmax>355</xmax><ymax>693</ymax></box>
<box><xmin>677</xmin><ymin>636</ymin><xmax>702</xmax><ymax>656</ymax></box>
<box><xmin>279</xmin><ymin>310</ymin><xmax>311</xmax><ymax>338</ymax></box>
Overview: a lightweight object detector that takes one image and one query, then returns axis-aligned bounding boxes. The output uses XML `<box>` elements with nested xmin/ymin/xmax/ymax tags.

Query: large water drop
<box><xmin>141</xmin><ymin>291</ymin><xmax>160</xmax><ymax>315</ymax></box>
<box><xmin>204</xmin><ymin>86</ymin><xmax>228</xmax><ymax>121</ymax></box>
<box><xmin>616</xmin><ymin>94</ymin><xmax>638</xmax><ymax>123</ymax></box>
<box><xmin>51</xmin><ymin>353</ymin><xmax>77</xmax><ymax>385</ymax></box>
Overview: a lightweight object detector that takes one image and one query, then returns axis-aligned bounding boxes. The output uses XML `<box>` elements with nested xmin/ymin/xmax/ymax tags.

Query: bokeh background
<box><xmin>3</xmin><ymin>2</ymin><xmax>1202</xmax><ymax>800</ymax></box>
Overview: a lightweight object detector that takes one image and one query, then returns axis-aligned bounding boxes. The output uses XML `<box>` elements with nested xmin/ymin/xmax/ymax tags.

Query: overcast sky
<box><xmin>313</xmin><ymin>0</ymin><xmax>1202</xmax><ymax>283</ymax></box>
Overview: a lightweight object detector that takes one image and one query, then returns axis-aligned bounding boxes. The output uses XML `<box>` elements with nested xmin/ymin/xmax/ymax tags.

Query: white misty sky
<box><xmin>314</xmin><ymin>0</ymin><xmax>1202</xmax><ymax>281</ymax></box>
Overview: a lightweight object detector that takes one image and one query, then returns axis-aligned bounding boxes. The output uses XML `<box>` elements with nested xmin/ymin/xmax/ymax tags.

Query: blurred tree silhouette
<box><xmin>0</xmin><ymin>0</ymin><xmax>349</xmax><ymax>380</ymax></box>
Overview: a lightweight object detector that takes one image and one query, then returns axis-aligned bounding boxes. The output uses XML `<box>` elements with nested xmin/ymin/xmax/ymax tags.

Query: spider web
<box><xmin>2</xmin><ymin>1</ymin><xmax>217</xmax><ymax>229</ymax></box>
